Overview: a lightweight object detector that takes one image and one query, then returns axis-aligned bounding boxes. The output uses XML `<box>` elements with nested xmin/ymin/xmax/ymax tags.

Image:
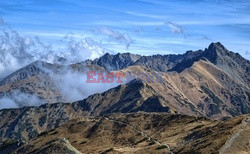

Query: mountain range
<box><xmin>0</xmin><ymin>42</ymin><xmax>249</xmax><ymax>153</ymax></box>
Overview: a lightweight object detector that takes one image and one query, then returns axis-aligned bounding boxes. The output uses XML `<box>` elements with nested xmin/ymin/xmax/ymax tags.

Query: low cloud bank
<box><xmin>49</xmin><ymin>69</ymin><xmax>123</xmax><ymax>102</ymax></box>
<box><xmin>90</xmin><ymin>27</ymin><xmax>133</xmax><ymax>49</ymax></box>
<box><xmin>0</xmin><ymin>90</ymin><xmax>45</xmax><ymax>109</ymax></box>
<box><xmin>0</xmin><ymin>19</ymin><xmax>120</xmax><ymax>109</ymax></box>
<box><xmin>0</xmin><ymin>19</ymin><xmax>108</xmax><ymax>78</ymax></box>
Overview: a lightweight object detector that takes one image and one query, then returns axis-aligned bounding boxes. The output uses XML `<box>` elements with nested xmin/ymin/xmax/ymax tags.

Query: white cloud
<box><xmin>201</xmin><ymin>36</ymin><xmax>213</xmax><ymax>41</ymax></box>
<box><xmin>125</xmin><ymin>11</ymin><xmax>166</xmax><ymax>19</ymax></box>
<box><xmin>0</xmin><ymin>90</ymin><xmax>45</xmax><ymax>109</ymax></box>
<box><xmin>48</xmin><ymin>69</ymin><xmax>123</xmax><ymax>102</ymax></box>
<box><xmin>165</xmin><ymin>22</ymin><xmax>184</xmax><ymax>34</ymax></box>
<box><xmin>0</xmin><ymin>18</ymin><xmax>4</xmax><ymax>24</ymax></box>
<box><xmin>91</xmin><ymin>27</ymin><xmax>133</xmax><ymax>49</ymax></box>
<box><xmin>176</xmin><ymin>18</ymin><xmax>250</xmax><ymax>26</ymax></box>
<box><xmin>0</xmin><ymin>24</ymin><xmax>108</xmax><ymax>78</ymax></box>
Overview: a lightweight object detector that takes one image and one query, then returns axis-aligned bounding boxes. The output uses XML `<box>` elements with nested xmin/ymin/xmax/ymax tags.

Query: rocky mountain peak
<box><xmin>203</xmin><ymin>42</ymin><xmax>228</xmax><ymax>63</ymax></box>
<box><xmin>102</xmin><ymin>52</ymin><xmax>112</xmax><ymax>59</ymax></box>
<box><xmin>208</xmin><ymin>42</ymin><xmax>225</xmax><ymax>50</ymax></box>
<box><xmin>92</xmin><ymin>52</ymin><xmax>141</xmax><ymax>71</ymax></box>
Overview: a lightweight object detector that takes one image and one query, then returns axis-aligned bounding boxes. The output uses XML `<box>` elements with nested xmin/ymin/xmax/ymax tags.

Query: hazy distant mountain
<box><xmin>84</xmin><ymin>52</ymin><xmax>141</xmax><ymax>71</ymax></box>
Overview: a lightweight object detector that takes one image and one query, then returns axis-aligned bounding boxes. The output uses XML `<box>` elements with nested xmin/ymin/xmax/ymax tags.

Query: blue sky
<box><xmin>1</xmin><ymin>0</ymin><xmax>250</xmax><ymax>59</ymax></box>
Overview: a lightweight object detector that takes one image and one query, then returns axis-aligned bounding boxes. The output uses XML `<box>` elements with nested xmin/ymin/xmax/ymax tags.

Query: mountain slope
<box><xmin>204</xmin><ymin>42</ymin><xmax>250</xmax><ymax>86</ymax></box>
<box><xmin>0</xmin><ymin>55</ymin><xmax>250</xmax><ymax>141</ymax></box>
<box><xmin>0</xmin><ymin>61</ymin><xmax>249</xmax><ymax>142</ymax></box>
<box><xmin>110</xmin><ymin>61</ymin><xmax>249</xmax><ymax>119</ymax></box>
<box><xmin>0</xmin><ymin>102</ymin><xmax>90</xmax><ymax>141</ymax></box>
<box><xmin>0</xmin><ymin>60</ymin><xmax>107</xmax><ymax>105</ymax></box>
<box><xmin>3</xmin><ymin>113</ymin><xmax>249</xmax><ymax>154</ymax></box>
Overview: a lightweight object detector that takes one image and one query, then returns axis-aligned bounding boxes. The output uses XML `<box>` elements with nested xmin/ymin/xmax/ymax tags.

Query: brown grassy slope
<box><xmin>0</xmin><ymin>102</ymin><xmax>90</xmax><ymax>141</ymax></box>
<box><xmin>110</xmin><ymin>59</ymin><xmax>250</xmax><ymax>119</ymax></box>
<box><xmin>0</xmin><ymin>75</ymin><xmax>64</xmax><ymax>104</ymax></box>
<box><xmin>0</xmin><ymin>62</ymin><xmax>106</xmax><ymax>104</ymax></box>
<box><xmin>14</xmin><ymin>113</ymin><xmax>250</xmax><ymax>154</ymax></box>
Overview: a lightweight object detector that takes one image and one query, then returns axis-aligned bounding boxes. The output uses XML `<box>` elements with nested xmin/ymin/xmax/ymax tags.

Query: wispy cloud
<box><xmin>176</xmin><ymin>18</ymin><xmax>250</xmax><ymax>26</ymax></box>
<box><xmin>125</xmin><ymin>11</ymin><xmax>166</xmax><ymax>19</ymax></box>
<box><xmin>201</xmin><ymin>36</ymin><xmax>213</xmax><ymax>41</ymax></box>
<box><xmin>165</xmin><ymin>22</ymin><xmax>184</xmax><ymax>34</ymax></box>
<box><xmin>90</xmin><ymin>27</ymin><xmax>133</xmax><ymax>49</ymax></box>
<box><xmin>0</xmin><ymin>18</ymin><xmax>4</xmax><ymax>24</ymax></box>
<box><xmin>134</xmin><ymin>27</ymin><xmax>144</xmax><ymax>33</ymax></box>
<box><xmin>91</xmin><ymin>20</ymin><xmax>163</xmax><ymax>27</ymax></box>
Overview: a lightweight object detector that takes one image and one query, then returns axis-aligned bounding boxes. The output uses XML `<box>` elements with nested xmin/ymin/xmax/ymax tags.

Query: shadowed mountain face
<box><xmin>0</xmin><ymin>42</ymin><xmax>249</xmax><ymax>152</ymax></box>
